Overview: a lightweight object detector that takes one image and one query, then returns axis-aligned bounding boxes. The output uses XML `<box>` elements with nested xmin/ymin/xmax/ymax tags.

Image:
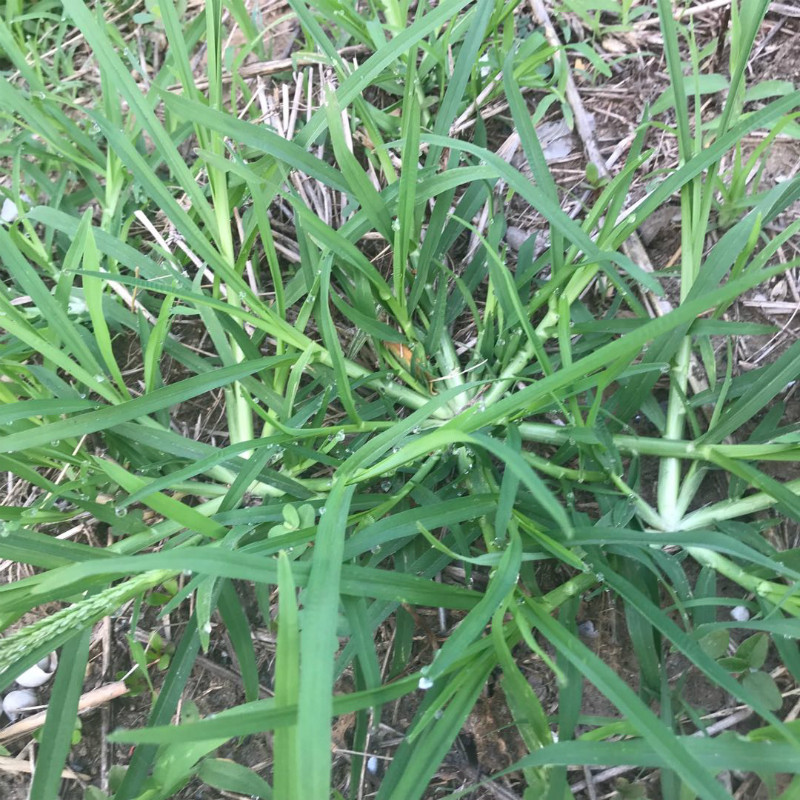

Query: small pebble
<box><xmin>1</xmin><ymin>193</ymin><xmax>30</xmax><ymax>224</ymax></box>
<box><xmin>1</xmin><ymin>198</ymin><xmax>19</xmax><ymax>224</ymax></box>
<box><xmin>730</xmin><ymin>605</ymin><xmax>750</xmax><ymax>622</ymax></box>
<box><xmin>505</xmin><ymin>226</ymin><xmax>533</xmax><ymax>252</ymax></box>
<box><xmin>2</xmin><ymin>688</ymin><xmax>37</xmax><ymax>721</ymax></box>
<box><xmin>578</xmin><ymin>620</ymin><xmax>599</xmax><ymax>639</ymax></box>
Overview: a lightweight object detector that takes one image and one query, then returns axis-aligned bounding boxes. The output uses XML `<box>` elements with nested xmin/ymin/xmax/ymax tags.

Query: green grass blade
<box><xmin>218</xmin><ymin>580</ymin><xmax>260</xmax><ymax>703</ymax></box>
<box><xmin>27</xmin><ymin>628</ymin><xmax>92</xmax><ymax>800</ymax></box>
<box><xmin>0</xmin><ymin>355</ymin><xmax>294</xmax><ymax>454</ymax></box>
<box><xmin>115</xmin><ymin>618</ymin><xmax>204</xmax><ymax>799</ymax></box>
<box><xmin>422</xmin><ymin>527</ymin><xmax>521</xmax><ymax>683</ymax></box>
<box><xmin>274</xmin><ymin>550</ymin><xmax>300</xmax><ymax>798</ymax></box>
<box><xmin>198</xmin><ymin>758</ymin><xmax>273</xmax><ymax>798</ymax></box>
<box><xmin>296</xmin><ymin>481</ymin><xmax>356</xmax><ymax>798</ymax></box>
<box><xmin>61</xmin><ymin>0</ymin><xmax>218</xmax><ymax>235</ymax></box>
<box><xmin>522</xmin><ymin>601</ymin><xmax>732</xmax><ymax>800</ymax></box>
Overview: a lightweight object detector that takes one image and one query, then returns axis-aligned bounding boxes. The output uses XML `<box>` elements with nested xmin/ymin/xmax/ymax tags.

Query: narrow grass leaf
<box><xmin>470</xmin><ymin>433</ymin><xmax>572</xmax><ymax>535</ymax></box>
<box><xmin>159</xmin><ymin>90</ymin><xmax>350</xmax><ymax>193</ymax></box>
<box><xmin>324</xmin><ymin>88</ymin><xmax>391</xmax><ymax>238</ymax></box>
<box><xmin>296</xmin><ymin>0</ymin><xmax>475</xmax><ymax>147</ymax></box>
<box><xmin>317</xmin><ymin>254</ymin><xmax>361</xmax><ymax>422</ymax></box>
<box><xmin>0</xmin><ymin>356</ymin><xmax>294</xmax><ymax>454</ymax></box>
<box><xmin>111</xmin><ymin>675</ymin><xmax>420</xmax><ymax>745</ymax></box>
<box><xmin>523</xmin><ymin>601</ymin><xmax>732</xmax><ymax>800</ymax></box>
<box><xmin>394</xmin><ymin>53</ymin><xmax>421</xmax><ymax>303</ymax></box>
<box><xmin>429</xmin><ymin>0</ymin><xmax>493</xmax><ymax>141</ymax></box>
<box><xmin>27</xmin><ymin>627</ymin><xmax>92</xmax><ymax>800</ymax></box>
<box><xmin>61</xmin><ymin>0</ymin><xmax>218</xmax><ymax>234</ymax></box>
<box><xmin>377</xmin><ymin>655</ymin><xmax>496</xmax><ymax>800</ymax></box>
<box><xmin>218</xmin><ymin>581</ymin><xmax>260</xmax><ymax>703</ymax></box>
<box><xmin>114</xmin><ymin>618</ymin><xmax>203</xmax><ymax>800</ymax></box>
<box><xmin>504</xmin><ymin>735</ymin><xmax>800</xmax><ymax>774</ymax></box>
<box><xmin>703</xmin><ymin>339</ymin><xmax>800</xmax><ymax>444</ymax></box>
<box><xmin>198</xmin><ymin>758</ymin><xmax>273</xmax><ymax>798</ymax></box>
<box><xmin>422</xmin><ymin>528</ymin><xmax>521</xmax><ymax>683</ymax></box>
<box><xmin>297</xmin><ymin>481</ymin><xmax>355</xmax><ymax>798</ymax></box>
<box><xmin>274</xmin><ymin>550</ymin><xmax>300</xmax><ymax>798</ymax></box>
<box><xmin>593</xmin><ymin>556</ymin><xmax>799</xmax><ymax>744</ymax></box>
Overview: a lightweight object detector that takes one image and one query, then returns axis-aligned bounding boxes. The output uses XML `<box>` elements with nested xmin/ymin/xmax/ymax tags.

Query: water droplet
<box><xmin>114</xmin><ymin>505</ymin><xmax>126</xmax><ymax>517</ymax></box>
<box><xmin>202</xmin><ymin>622</ymin><xmax>212</xmax><ymax>634</ymax></box>
<box><xmin>380</xmin><ymin>480</ymin><xmax>392</xmax><ymax>492</ymax></box>
<box><xmin>94</xmin><ymin>374</ymin><xmax>106</xmax><ymax>383</ymax></box>
<box><xmin>371</xmin><ymin>545</ymin><xmax>382</xmax><ymax>554</ymax></box>
<box><xmin>418</xmin><ymin>675</ymin><xmax>434</xmax><ymax>690</ymax></box>
<box><xmin>319</xmin><ymin>506</ymin><xmax>326</xmax><ymax>516</ymax></box>
<box><xmin>334</xmin><ymin>430</ymin><xmax>345</xmax><ymax>442</ymax></box>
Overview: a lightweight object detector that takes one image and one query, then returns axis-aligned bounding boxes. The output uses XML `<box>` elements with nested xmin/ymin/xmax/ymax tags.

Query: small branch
<box><xmin>0</xmin><ymin>755</ymin><xmax>89</xmax><ymax>781</ymax></box>
<box><xmin>180</xmin><ymin>45</ymin><xmax>370</xmax><ymax>92</ymax></box>
<box><xmin>0</xmin><ymin>680</ymin><xmax>129</xmax><ymax>744</ymax></box>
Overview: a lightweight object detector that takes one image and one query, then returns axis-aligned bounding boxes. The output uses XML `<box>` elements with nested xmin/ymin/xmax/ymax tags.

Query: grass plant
<box><xmin>1</xmin><ymin>1</ymin><xmax>800</xmax><ymax>798</ymax></box>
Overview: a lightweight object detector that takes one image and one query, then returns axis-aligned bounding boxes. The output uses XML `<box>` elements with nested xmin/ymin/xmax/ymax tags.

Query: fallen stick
<box><xmin>0</xmin><ymin>755</ymin><xmax>89</xmax><ymax>781</ymax></box>
<box><xmin>0</xmin><ymin>680</ymin><xmax>129</xmax><ymax>744</ymax></box>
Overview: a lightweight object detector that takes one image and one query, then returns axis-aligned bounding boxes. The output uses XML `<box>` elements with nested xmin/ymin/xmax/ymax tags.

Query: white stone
<box><xmin>15</xmin><ymin>652</ymin><xmax>57</xmax><ymax>688</ymax></box>
<box><xmin>1</xmin><ymin>197</ymin><xmax>19</xmax><ymax>224</ymax></box>
<box><xmin>730</xmin><ymin>605</ymin><xmax>750</xmax><ymax>622</ymax></box>
<box><xmin>3</xmin><ymin>689</ymin><xmax>37</xmax><ymax>721</ymax></box>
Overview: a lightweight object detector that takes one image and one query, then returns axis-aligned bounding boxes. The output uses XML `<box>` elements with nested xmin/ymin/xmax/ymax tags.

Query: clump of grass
<box><xmin>1</xmin><ymin>1</ymin><xmax>800</xmax><ymax>799</ymax></box>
